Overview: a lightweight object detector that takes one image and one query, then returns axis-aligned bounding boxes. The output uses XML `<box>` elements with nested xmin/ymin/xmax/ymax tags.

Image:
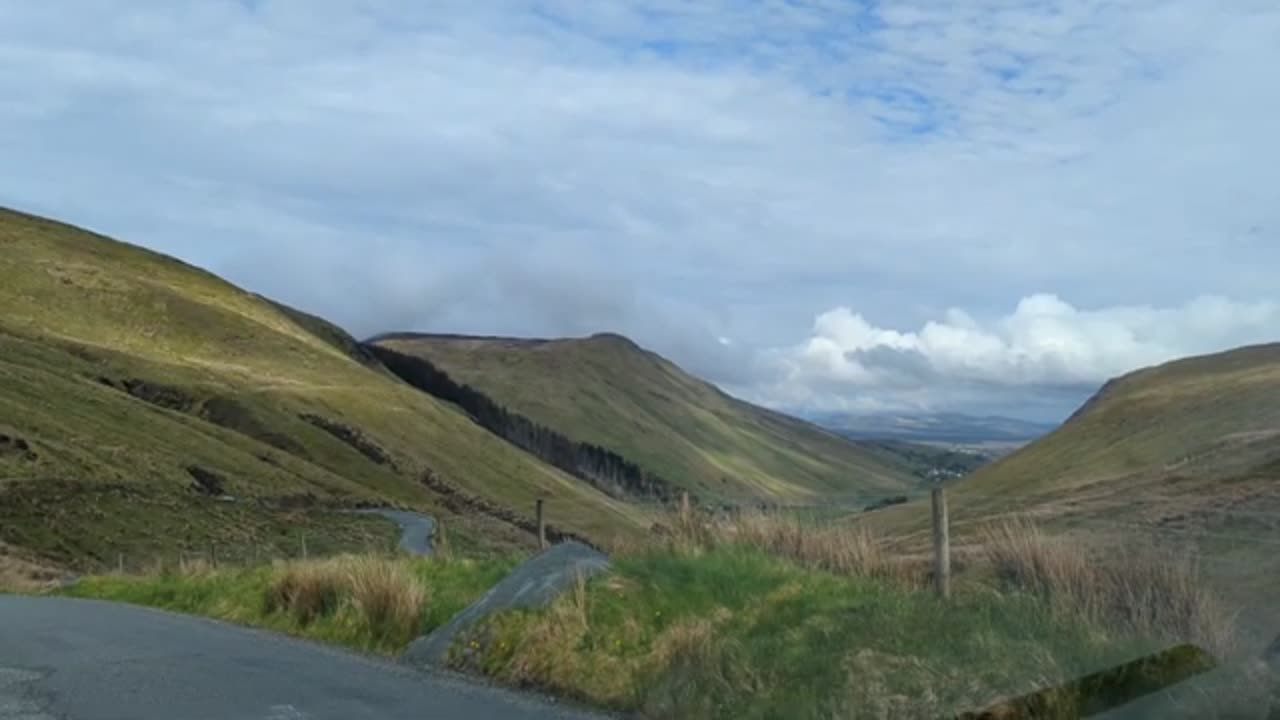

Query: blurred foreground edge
<box><xmin>954</xmin><ymin>644</ymin><xmax>1217</xmax><ymax>720</ymax></box>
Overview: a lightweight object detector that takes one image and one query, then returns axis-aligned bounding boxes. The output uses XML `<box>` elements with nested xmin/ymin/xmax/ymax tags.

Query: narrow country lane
<box><xmin>0</xmin><ymin>596</ymin><xmax>605</xmax><ymax>720</ymax></box>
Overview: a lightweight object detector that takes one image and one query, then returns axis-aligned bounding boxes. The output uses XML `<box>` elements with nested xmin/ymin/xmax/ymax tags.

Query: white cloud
<box><xmin>0</xmin><ymin>2</ymin><xmax>1278</xmax><ymax>419</ymax></box>
<box><xmin>753</xmin><ymin>295</ymin><xmax>1280</xmax><ymax>415</ymax></box>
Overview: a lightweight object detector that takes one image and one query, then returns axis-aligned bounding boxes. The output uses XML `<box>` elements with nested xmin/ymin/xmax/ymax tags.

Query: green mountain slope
<box><xmin>369</xmin><ymin>333</ymin><xmax>919</xmax><ymax>503</ymax></box>
<box><xmin>0</xmin><ymin>208</ymin><xmax>646</xmax><ymax>568</ymax></box>
<box><xmin>867</xmin><ymin>343</ymin><xmax>1280</xmax><ymax>539</ymax></box>
<box><xmin>860</xmin><ymin>343</ymin><xmax>1280</xmax><ymax>650</ymax></box>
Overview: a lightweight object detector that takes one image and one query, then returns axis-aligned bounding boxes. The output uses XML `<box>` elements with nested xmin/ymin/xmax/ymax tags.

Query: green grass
<box><xmin>0</xmin><ymin>207</ymin><xmax>648</xmax><ymax>569</ymax></box>
<box><xmin>453</xmin><ymin>546</ymin><xmax>1172</xmax><ymax>720</ymax></box>
<box><xmin>61</xmin><ymin>554</ymin><xmax>518</xmax><ymax>655</ymax></box>
<box><xmin>54</xmin><ymin>510</ymin><xmax>1255</xmax><ymax>718</ymax></box>
<box><xmin>372</xmin><ymin>333</ymin><xmax>920</xmax><ymax>504</ymax></box>
<box><xmin>0</xmin><ymin>481</ymin><xmax>404</xmax><ymax>569</ymax></box>
<box><xmin>856</xmin><ymin>345</ymin><xmax>1280</xmax><ymax>651</ymax></box>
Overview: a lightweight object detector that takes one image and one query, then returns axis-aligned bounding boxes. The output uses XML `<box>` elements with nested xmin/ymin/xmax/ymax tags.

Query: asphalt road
<box><xmin>352</xmin><ymin>509</ymin><xmax>436</xmax><ymax>556</ymax></box>
<box><xmin>0</xmin><ymin>595</ymin><xmax>604</xmax><ymax>720</ymax></box>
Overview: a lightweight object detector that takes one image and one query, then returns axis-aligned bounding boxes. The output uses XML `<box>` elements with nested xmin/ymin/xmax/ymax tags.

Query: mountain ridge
<box><xmin>0</xmin><ymin>206</ymin><xmax>648</xmax><ymax>568</ymax></box>
<box><xmin>369</xmin><ymin>332</ymin><xmax>920</xmax><ymax>503</ymax></box>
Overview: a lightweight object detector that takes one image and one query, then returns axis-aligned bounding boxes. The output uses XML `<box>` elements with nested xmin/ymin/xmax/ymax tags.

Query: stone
<box><xmin>401</xmin><ymin>541</ymin><xmax>609</xmax><ymax>668</ymax></box>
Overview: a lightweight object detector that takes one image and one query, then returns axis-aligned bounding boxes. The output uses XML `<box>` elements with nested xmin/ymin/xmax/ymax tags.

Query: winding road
<box><xmin>0</xmin><ymin>595</ymin><xmax>604</xmax><ymax>720</ymax></box>
<box><xmin>352</xmin><ymin>509</ymin><xmax>436</xmax><ymax>556</ymax></box>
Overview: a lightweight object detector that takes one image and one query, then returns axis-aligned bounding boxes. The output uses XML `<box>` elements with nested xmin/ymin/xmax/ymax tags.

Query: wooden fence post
<box><xmin>680</xmin><ymin>491</ymin><xmax>690</xmax><ymax>521</ymax></box>
<box><xmin>117</xmin><ymin>552</ymin><xmax>124</xmax><ymax>575</ymax></box>
<box><xmin>300</xmin><ymin>532</ymin><xmax>309</xmax><ymax>560</ymax></box>
<box><xmin>932</xmin><ymin>487</ymin><xmax>951</xmax><ymax>599</ymax></box>
<box><xmin>536</xmin><ymin>499</ymin><xmax>547</xmax><ymax>550</ymax></box>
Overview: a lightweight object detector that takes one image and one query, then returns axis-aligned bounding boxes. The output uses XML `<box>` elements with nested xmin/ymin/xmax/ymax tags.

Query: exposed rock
<box><xmin>186</xmin><ymin>466</ymin><xmax>227</xmax><ymax>496</ymax></box>
<box><xmin>402</xmin><ymin>541</ymin><xmax>610</xmax><ymax>668</ymax></box>
<box><xmin>118</xmin><ymin>378</ymin><xmax>197</xmax><ymax>412</ymax></box>
<box><xmin>200</xmin><ymin>396</ymin><xmax>308</xmax><ymax>457</ymax></box>
<box><xmin>0</xmin><ymin>434</ymin><xmax>38</xmax><ymax>462</ymax></box>
<box><xmin>299</xmin><ymin>414</ymin><xmax>395</xmax><ymax>468</ymax></box>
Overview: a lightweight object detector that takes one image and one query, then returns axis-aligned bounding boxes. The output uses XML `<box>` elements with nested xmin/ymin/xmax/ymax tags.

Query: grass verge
<box><xmin>453</xmin><ymin>511</ymin><xmax>1246</xmax><ymax>719</ymax></box>
<box><xmin>61</xmin><ymin>553</ymin><xmax>517</xmax><ymax>654</ymax></box>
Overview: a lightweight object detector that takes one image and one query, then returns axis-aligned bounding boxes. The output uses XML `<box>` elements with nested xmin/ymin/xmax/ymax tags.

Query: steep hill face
<box><xmin>368</xmin><ymin>332</ymin><xmax>919</xmax><ymax>503</ymax></box>
<box><xmin>864</xmin><ymin>343</ymin><xmax>1280</xmax><ymax>548</ymax></box>
<box><xmin>860</xmin><ymin>343</ymin><xmax>1280</xmax><ymax>651</ymax></box>
<box><xmin>0</xmin><ymin>208</ymin><xmax>646</xmax><ymax>568</ymax></box>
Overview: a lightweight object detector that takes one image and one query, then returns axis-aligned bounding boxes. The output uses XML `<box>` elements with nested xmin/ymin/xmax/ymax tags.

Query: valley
<box><xmin>0</xmin><ymin>208</ymin><xmax>918</xmax><ymax>574</ymax></box>
<box><xmin>4</xmin><ymin>208</ymin><xmax>1277</xmax><ymax>717</ymax></box>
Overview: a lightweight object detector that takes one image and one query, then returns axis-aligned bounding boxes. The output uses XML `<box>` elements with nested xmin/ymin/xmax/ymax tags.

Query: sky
<box><xmin>2</xmin><ymin>1</ymin><xmax>1278</xmax><ymax>422</ymax></box>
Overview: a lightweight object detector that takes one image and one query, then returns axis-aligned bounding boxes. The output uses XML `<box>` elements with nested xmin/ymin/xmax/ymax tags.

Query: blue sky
<box><xmin>2</xmin><ymin>1</ymin><xmax>1279</xmax><ymax>421</ymax></box>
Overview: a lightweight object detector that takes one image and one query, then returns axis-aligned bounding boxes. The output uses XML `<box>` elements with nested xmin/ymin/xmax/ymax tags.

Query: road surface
<box><xmin>352</xmin><ymin>509</ymin><xmax>435</xmax><ymax>556</ymax></box>
<box><xmin>0</xmin><ymin>595</ymin><xmax>604</xmax><ymax>720</ymax></box>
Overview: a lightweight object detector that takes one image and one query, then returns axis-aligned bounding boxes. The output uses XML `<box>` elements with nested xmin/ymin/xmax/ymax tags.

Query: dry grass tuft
<box><xmin>651</xmin><ymin>505</ymin><xmax>922</xmax><ymax>586</ymax></box>
<box><xmin>263</xmin><ymin>555</ymin><xmax>426</xmax><ymax>631</ymax></box>
<box><xmin>981</xmin><ymin>518</ymin><xmax>1238</xmax><ymax>658</ymax></box>
<box><xmin>176</xmin><ymin>556</ymin><xmax>217</xmax><ymax>577</ymax></box>
<box><xmin>0</xmin><ymin>543</ymin><xmax>63</xmax><ymax>592</ymax></box>
<box><xmin>345</xmin><ymin>556</ymin><xmax>427</xmax><ymax>638</ymax></box>
<box><xmin>265</xmin><ymin>558</ymin><xmax>346</xmax><ymax>623</ymax></box>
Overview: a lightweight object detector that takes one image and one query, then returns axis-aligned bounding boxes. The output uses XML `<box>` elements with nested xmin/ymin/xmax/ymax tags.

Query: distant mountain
<box><xmin>808</xmin><ymin>411</ymin><xmax>1058</xmax><ymax>445</ymax></box>
<box><xmin>368</xmin><ymin>333</ymin><xmax>920</xmax><ymax>504</ymax></box>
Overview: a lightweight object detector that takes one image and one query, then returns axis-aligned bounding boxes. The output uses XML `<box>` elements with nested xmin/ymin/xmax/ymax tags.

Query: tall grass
<box><xmin>652</xmin><ymin>505</ymin><xmax>922</xmax><ymax>585</ymax></box>
<box><xmin>346</xmin><ymin>557</ymin><xmax>428</xmax><ymax>639</ymax></box>
<box><xmin>462</xmin><ymin>509</ymin><xmax>1252</xmax><ymax>719</ymax></box>
<box><xmin>981</xmin><ymin>518</ymin><xmax>1238</xmax><ymax>658</ymax></box>
<box><xmin>260</xmin><ymin>556</ymin><xmax>428</xmax><ymax>645</ymax></box>
<box><xmin>65</xmin><ymin>552</ymin><xmax>514</xmax><ymax>654</ymax></box>
<box><xmin>0</xmin><ymin>544</ymin><xmax>63</xmax><ymax>592</ymax></box>
<box><xmin>461</xmin><ymin>545</ymin><xmax>1159</xmax><ymax>719</ymax></box>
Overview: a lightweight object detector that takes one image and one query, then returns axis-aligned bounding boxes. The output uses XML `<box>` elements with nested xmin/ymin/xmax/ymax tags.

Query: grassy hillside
<box><xmin>369</xmin><ymin>333</ymin><xmax>919</xmax><ymax>503</ymax></box>
<box><xmin>866</xmin><ymin>344</ymin><xmax>1280</xmax><ymax>535</ymax></box>
<box><xmin>0</xmin><ymin>208</ymin><xmax>647</xmax><ymax>569</ymax></box>
<box><xmin>860</xmin><ymin>344</ymin><xmax>1280</xmax><ymax>651</ymax></box>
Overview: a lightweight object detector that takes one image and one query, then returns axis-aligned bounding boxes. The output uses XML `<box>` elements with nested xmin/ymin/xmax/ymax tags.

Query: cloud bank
<box><xmin>747</xmin><ymin>295</ymin><xmax>1280</xmax><ymax>418</ymax></box>
<box><xmin>1</xmin><ymin>2</ymin><xmax>1277</xmax><ymax>420</ymax></box>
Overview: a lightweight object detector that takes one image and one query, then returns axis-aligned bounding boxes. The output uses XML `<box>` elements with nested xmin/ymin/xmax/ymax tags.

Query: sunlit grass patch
<box><xmin>64</xmin><ymin>553</ymin><xmax>516</xmax><ymax>654</ymax></box>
